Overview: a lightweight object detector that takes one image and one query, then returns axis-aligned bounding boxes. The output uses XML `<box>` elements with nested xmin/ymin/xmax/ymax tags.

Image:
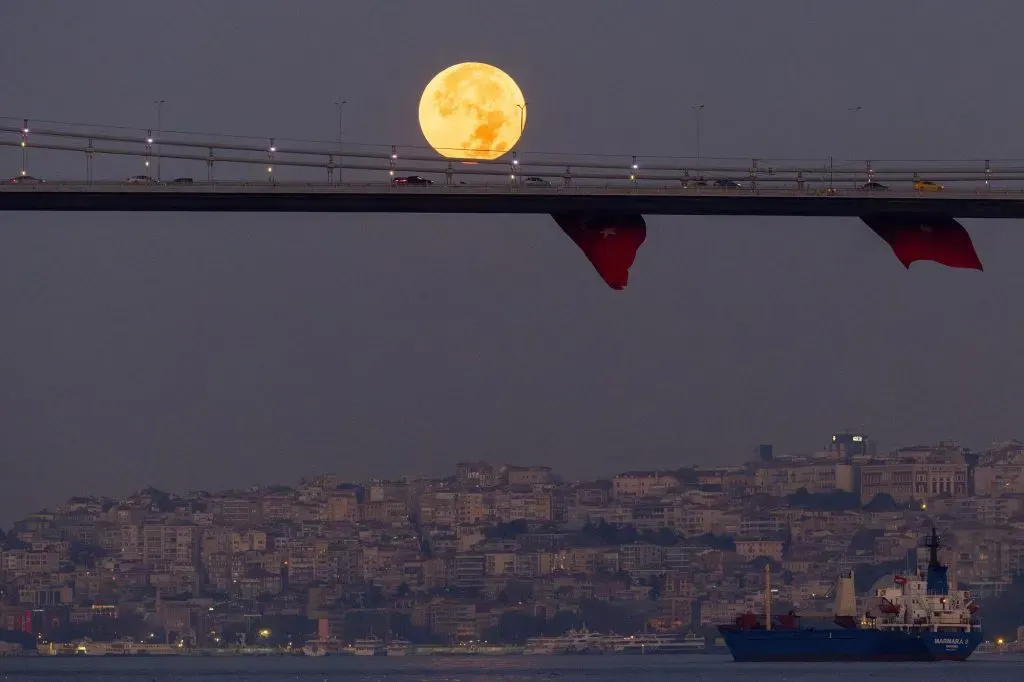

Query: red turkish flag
<box><xmin>551</xmin><ymin>212</ymin><xmax>647</xmax><ymax>289</ymax></box>
<box><xmin>861</xmin><ymin>215</ymin><xmax>983</xmax><ymax>271</ymax></box>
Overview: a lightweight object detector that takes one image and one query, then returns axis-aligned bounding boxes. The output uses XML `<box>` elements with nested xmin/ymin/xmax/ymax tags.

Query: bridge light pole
<box><xmin>20</xmin><ymin>120</ymin><xmax>28</xmax><ymax>176</ymax></box>
<box><xmin>154</xmin><ymin>100</ymin><xmax>165</xmax><ymax>181</ymax></box>
<box><xmin>692</xmin><ymin>104</ymin><xmax>705</xmax><ymax>171</ymax></box>
<box><xmin>848</xmin><ymin>106</ymin><xmax>861</xmax><ymax>186</ymax></box>
<box><xmin>335</xmin><ymin>99</ymin><xmax>347</xmax><ymax>184</ymax></box>
<box><xmin>515</xmin><ymin>102</ymin><xmax>528</xmax><ymax>161</ymax></box>
<box><xmin>86</xmin><ymin>139</ymin><xmax>94</xmax><ymax>183</ymax></box>
<box><xmin>267</xmin><ymin>139</ymin><xmax>275</xmax><ymax>184</ymax></box>
<box><xmin>515</xmin><ymin>102</ymin><xmax>527</xmax><ymax>139</ymax></box>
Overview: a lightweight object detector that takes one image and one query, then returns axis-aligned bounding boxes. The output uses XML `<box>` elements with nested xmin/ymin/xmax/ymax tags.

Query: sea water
<box><xmin>2</xmin><ymin>653</ymin><xmax>1023</xmax><ymax>681</ymax></box>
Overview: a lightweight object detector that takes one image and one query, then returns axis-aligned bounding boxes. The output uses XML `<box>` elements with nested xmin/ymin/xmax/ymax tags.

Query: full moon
<box><xmin>418</xmin><ymin>62</ymin><xmax>526</xmax><ymax>161</ymax></box>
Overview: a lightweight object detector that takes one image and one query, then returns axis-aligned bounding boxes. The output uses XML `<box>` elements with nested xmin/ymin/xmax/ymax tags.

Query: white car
<box><xmin>523</xmin><ymin>176</ymin><xmax>551</xmax><ymax>187</ymax></box>
<box><xmin>127</xmin><ymin>175</ymin><xmax>158</xmax><ymax>184</ymax></box>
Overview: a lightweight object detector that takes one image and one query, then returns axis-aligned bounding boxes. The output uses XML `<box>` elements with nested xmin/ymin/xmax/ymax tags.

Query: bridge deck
<box><xmin>2</xmin><ymin>183</ymin><xmax>1024</xmax><ymax>217</ymax></box>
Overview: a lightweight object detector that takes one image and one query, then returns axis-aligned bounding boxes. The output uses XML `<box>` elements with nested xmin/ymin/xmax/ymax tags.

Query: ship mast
<box><xmin>764</xmin><ymin>563</ymin><xmax>772</xmax><ymax>631</ymax></box>
<box><xmin>926</xmin><ymin>527</ymin><xmax>941</xmax><ymax>570</ymax></box>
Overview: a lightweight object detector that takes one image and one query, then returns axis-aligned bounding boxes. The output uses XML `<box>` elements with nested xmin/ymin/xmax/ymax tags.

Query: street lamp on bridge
<box><xmin>153</xmin><ymin>100</ymin><xmax>165</xmax><ymax>181</ymax></box>
<box><xmin>335</xmin><ymin>99</ymin><xmax>348</xmax><ymax>183</ymax></box>
<box><xmin>692</xmin><ymin>104</ymin><xmax>705</xmax><ymax>169</ymax></box>
<box><xmin>515</xmin><ymin>102</ymin><xmax>528</xmax><ymax>142</ymax></box>
<box><xmin>846</xmin><ymin>106</ymin><xmax>862</xmax><ymax>186</ymax></box>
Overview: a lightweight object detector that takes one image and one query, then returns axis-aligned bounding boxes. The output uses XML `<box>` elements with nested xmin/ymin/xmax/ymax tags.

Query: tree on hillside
<box><xmin>483</xmin><ymin>611</ymin><xmax>544</xmax><ymax>643</ymax></box>
<box><xmin>576</xmin><ymin>521</ymin><xmax>642</xmax><ymax>546</ymax></box>
<box><xmin>688</xmin><ymin>533</ymin><xmax>736</xmax><ymax>552</ymax></box>
<box><xmin>484</xmin><ymin>519</ymin><xmax>529</xmax><ymax>539</ymax></box>
<box><xmin>787</xmin><ymin>488</ymin><xmax>859</xmax><ymax>511</ymax></box>
<box><xmin>641</xmin><ymin>528</ymin><xmax>682</xmax><ymax>546</ymax></box>
<box><xmin>862</xmin><ymin>492</ymin><xmax>903</xmax><ymax>511</ymax></box>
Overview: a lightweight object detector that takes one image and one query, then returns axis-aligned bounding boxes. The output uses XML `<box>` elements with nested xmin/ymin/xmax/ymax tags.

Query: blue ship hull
<box><xmin>719</xmin><ymin>627</ymin><xmax>983</xmax><ymax>662</ymax></box>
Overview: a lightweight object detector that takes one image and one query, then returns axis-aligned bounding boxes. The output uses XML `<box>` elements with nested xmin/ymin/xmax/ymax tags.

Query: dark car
<box><xmin>392</xmin><ymin>175</ymin><xmax>433</xmax><ymax>185</ymax></box>
<box><xmin>713</xmin><ymin>178</ymin><xmax>743</xmax><ymax>189</ymax></box>
<box><xmin>171</xmin><ymin>177</ymin><xmax>194</xmax><ymax>184</ymax></box>
<box><xmin>682</xmin><ymin>177</ymin><xmax>708</xmax><ymax>188</ymax></box>
<box><xmin>861</xmin><ymin>181</ymin><xmax>888</xmax><ymax>191</ymax></box>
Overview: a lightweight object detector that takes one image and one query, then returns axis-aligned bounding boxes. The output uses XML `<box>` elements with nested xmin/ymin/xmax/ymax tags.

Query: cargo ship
<box><xmin>719</xmin><ymin>528</ymin><xmax>983</xmax><ymax>662</ymax></box>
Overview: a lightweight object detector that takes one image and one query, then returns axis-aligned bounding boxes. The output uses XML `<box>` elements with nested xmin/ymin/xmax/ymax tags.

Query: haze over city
<box><xmin>4</xmin><ymin>0</ymin><xmax>1024</xmax><ymax>529</ymax></box>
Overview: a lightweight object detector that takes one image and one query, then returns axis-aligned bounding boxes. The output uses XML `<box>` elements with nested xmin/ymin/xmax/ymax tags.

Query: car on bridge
<box><xmin>9</xmin><ymin>175</ymin><xmax>43</xmax><ymax>184</ymax></box>
<box><xmin>127</xmin><ymin>175</ymin><xmax>159</xmax><ymax>184</ymax></box>
<box><xmin>522</xmin><ymin>176</ymin><xmax>551</xmax><ymax>187</ymax></box>
<box><xmin>913</xmin><ymin>180</ymin><xmax>944</xmax><ymax>191</ymax></box>
<box><xmin>392</xmin><ymin>175</ymin><xmax>434</xmax><ymax>185</ymax></box>
<box><xmin>170</xmin><ymin>177</ymin><xmax>193</xmax><ymax>184</ymax></box>
<box><xmin>713</xmin><ymin>179</ymin><xmax>743</xmax><ymax>189</ymax></box>
<box><xmin>862</xmin><ymin>181</ymin><xmax>889</xmax><ymax>191</ymax></box>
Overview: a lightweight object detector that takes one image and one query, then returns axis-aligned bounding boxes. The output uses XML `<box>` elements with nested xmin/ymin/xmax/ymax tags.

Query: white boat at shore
<box><xmin>301</xmin><ymin>636</ymin><xmax>348</xmax><ymax>657</ymax></box>
<box><xmin>523</xmin><ymin>629</ymin><xmax>707</xmax><ymax>655</ymax></box>
<box><xmin>611</xmin><ymin>632</ymin><xmax>706</xmax><ymax>654</ymax></box>
<box><xmin>302</xmin><ymin>641</ymin><xmax>327</xmax><ymax>657</ymax></box>
<box><xmin>38</xmin><ymin>638</ymin><xmax>179</xmax><ymax>656</ymax></box>
<box><xmin>523</xmin><ymin>627</ymin><xmax>611</xmax><ymax>654</ymax></box>
<box><xmin>352</xmin><ymin>636</ymin><xmax>386</xmax><ymax>656</ymax></box>
<box><xmin>386</xmin><ymin>638</ymin><xmax>414</xmax><ymax>656</ymax></box>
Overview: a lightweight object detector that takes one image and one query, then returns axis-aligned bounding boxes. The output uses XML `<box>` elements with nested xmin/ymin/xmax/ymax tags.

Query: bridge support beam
<box><xmin>3</xmin><ymin>190</ymin><xmax>1024</xmax><ymax>219</ymax></box>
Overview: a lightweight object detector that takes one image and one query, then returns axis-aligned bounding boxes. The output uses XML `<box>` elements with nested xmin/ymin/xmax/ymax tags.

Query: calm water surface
<box><xmin>2</xmin><ymin>654</ymin><xmax>1023</xmax><ymax>681</ymax></box>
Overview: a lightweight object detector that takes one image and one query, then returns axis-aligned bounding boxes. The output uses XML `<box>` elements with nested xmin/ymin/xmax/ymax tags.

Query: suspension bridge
<box><xmin>2</xmin><ymin>117</ymin><xmax>1024</xmax><ymax>217</ymax></box>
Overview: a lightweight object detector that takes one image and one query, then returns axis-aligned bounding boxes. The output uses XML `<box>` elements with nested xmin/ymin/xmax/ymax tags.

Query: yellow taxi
<box><xmin>913</xmin><ymin>180</ymin><xmax>944</xmax><ymax>191</ymax></box>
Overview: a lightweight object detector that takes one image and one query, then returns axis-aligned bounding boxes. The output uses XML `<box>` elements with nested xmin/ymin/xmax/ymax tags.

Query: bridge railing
<box><xmin>2</xmin><ymin>117</ymin><xmax>1022</xmax><ymax>191</ymax></box>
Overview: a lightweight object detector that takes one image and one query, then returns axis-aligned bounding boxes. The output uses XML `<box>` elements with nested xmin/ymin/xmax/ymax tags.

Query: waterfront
<box><xmin>3</xmin><ymin>654</ymin><xmax>1024</xmax><ymax>681</ymax></box>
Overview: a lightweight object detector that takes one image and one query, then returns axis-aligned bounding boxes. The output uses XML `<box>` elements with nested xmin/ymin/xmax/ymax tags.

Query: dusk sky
<box><xmin>2</xmin><ymin>1</ymin><xmax>1023</xmax><ymax>524</ymax></box>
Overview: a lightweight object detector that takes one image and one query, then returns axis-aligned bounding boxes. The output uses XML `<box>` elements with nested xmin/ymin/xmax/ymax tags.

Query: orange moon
<box><xmin>418</xmin><ymin>62</ymin><xmax>526</xmax><ymax>160</ymax></box>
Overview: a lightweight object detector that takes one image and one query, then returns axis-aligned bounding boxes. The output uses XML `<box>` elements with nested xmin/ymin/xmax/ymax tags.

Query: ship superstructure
<box><xmin>868</xmin><ymin>527</ymin><xmax>981</xmax><ymax>647</ymax></box>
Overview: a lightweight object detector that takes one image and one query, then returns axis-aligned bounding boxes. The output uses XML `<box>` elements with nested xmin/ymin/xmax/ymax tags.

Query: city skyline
<box><xmin>3</xmin><ymin>436</ymin><xmax>1020</xmax><ymax>654</ymax></box>
<box><xmin>0</xmin><ymin>430</ymin><xmax>1002</xmax><ymax>527</ymax></box>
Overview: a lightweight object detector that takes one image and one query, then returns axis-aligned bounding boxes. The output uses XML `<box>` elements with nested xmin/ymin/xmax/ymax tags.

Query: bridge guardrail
<box><xmin>6</xmin><ymin>120</ymin><xmax>1024</xmax><ymax>186</ymax></box>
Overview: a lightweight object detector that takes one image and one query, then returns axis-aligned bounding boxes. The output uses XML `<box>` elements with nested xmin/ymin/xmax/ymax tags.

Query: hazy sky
<box><xmin>2</xmin><ymin>1</ymin><xmax>1023</xmax><ymax>524</ymax></box>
